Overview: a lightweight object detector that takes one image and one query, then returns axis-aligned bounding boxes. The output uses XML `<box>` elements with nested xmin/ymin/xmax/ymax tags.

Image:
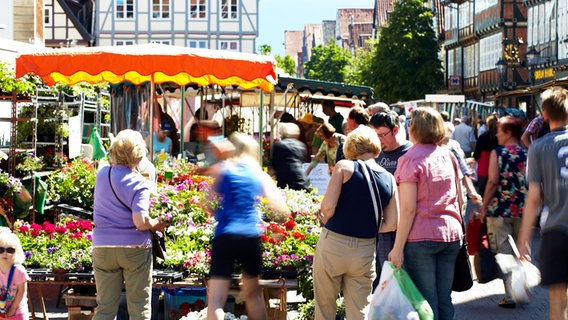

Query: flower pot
<box><xmin>52</xmin><ymin>268</ymin><xmax>69</xmax><ymax>281</ymax></box>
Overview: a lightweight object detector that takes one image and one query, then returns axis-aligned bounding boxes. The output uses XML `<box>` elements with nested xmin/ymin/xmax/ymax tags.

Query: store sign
<box><xmin>302</xmin><ymin>163</ymin><xmax>330</xmax><ymax>195</ymax></box>
<box><xmin>449</xmin><ymin>76</ymin><xmax>461</xmax><ymax>87</ymax></box>
<box><xmin>534</xmin><ymin>68</ymin><xmax>554</xmax><ymax>80</ymax></box>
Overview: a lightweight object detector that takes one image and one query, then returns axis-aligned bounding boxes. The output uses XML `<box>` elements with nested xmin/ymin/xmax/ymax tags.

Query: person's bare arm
<box><xmin>388</xmin><ymin>182</ymin><xmax>417</xmax><ymax>269</ymax></box>
<box><xmin>379</xmin><ymin>183</ymin><xmax>399</xmax><ymax>233</ymax></box>
<box><xmin>6</xmin><ymin>282</ymin><xmax>26</xmax><ymax>317</ymax></box>
<box><xmin>480</xmin><ymin>150</ymin><xmax>499</xmax><ymax>219</ymax></box>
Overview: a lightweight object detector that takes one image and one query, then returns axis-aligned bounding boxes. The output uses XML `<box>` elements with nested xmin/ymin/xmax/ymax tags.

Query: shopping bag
<box><xmin>473</xmin><ymin>224</ymin><xmax>497</xmax><ymax>283</ymax></box>
<box><xmin>369</xmin><ymin>262</ymin><xmax>419</xmax><ymax>320</ymax></box>
<box><xmin>392</xmin><ymin>264</ymin><xmax>434</xmax><ymax>320</ymax></box>
<box><xmin>495</xmin><ymin>235</ymin><xmax>541</xmax><ymax>304</ymax></box>
<box><xmin>466</xmin><ymin>218</ymin><xmax>482</xmax><ymax>255</ymax></box>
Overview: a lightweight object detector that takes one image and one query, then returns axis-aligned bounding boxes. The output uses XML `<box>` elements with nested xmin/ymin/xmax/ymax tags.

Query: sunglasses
<box><xmin>0</xmin><ymin>247</ymin><xmax>15</xmax><ymax>254</ymax></box>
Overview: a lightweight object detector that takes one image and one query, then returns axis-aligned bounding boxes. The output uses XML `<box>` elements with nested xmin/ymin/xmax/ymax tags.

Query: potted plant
<box><xmin>0</xmin><ymin>169</ymin><xmax>23</xmax><ymax>199</ymax></box>
<box><xmin>15</xmin><ymin>152</ymin><xmax>44</xmax><ymax>177</ymax></box>
<box><xmin>14</xmin><ymin>219</ymin><xmax>93</xmax><ymax>273</ymax></box>
<box><xmin>46</xmin><ymin>157</ymin><xmax>96</xmax><ymax>209</ymax></box>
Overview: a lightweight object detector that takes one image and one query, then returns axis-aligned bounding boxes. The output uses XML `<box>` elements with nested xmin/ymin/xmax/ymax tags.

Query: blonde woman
<box><xmin>206</xmin><ymin>132</ymin><xmax>288</xmax><ymax>320</ymax></box>
<box><xmin>314</xmin><ymin>126</ymin><xmax>398</xmax><ymax>320</ymax></box>
<box><xmin>92</xmin><ymin>129</ymin><xmax>168</xmax><ymax>320</ymax></box>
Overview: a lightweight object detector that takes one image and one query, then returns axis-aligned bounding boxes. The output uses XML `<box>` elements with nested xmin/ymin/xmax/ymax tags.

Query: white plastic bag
<box><xmin>368</xmin><ymin>262</ymin><xmax>420</xmax><ymax>320</ymax></box>
<box><xmin>495</xmin><ymin>235</ymin><xmax>541</xmax><ymax>304</ymax></box>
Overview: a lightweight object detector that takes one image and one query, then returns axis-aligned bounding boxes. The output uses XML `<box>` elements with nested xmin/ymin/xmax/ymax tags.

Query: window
<box><xmin>447</xmin><ymin>49</ymin><xmax>455</xmax><ymax>76</ymax></box>
<box><xmin>152</xmin><ymin>0</ymin><xmax>170</xmax><ymax>19</ymax></box>
<box><xmin>479</xmin><ymin>33</ymin><xmax>502</xmax><ymax>71</ymax></box>
<box><xmin>475</xmin><ymin>0</ymin><xmax>498</xmax><ymax>14</ymax></box>
<box><xmin>444</xmin><ymin>6</ymin><xmax>457</xmax><ymax>30</ymax></box>
<box><xmin>219</xmin><ymin>41</ymin><xmax>238</xmax><ymax>51</ymax></box>
<box><xmin>151</xmin><ymin>40</ymin><xmax>171</xmax><ymax>45</ymax></box>
<box><xmin>458</xmin><ymin>2</ymin><xmax>472</xmax><ymax>29</ymax></box>
<box><xmin>464</xmin><ymin>45</ymin><xmax>477</xmax><ymax>78</ymax></box>
<box><xmin>190</xmin><ymin>0</ymin><xmax>207</xmax><ymax>19</ymax></box>
<box><xmin>44</xmin><ymin>7</ymin><xmax>52</xmax><ymax>26</ymax></box>
<box><xmin>188</xmin><ymin>40</ymin><xmax>208</xmax><ymax>49</ymax></box>
<box><xmin>221</xmin><ymin>0</ymin><xmax>238</xmax><ymax>20</ymax></box>
<box><xmin>115</xmin><ymin>40</ymin><xmax>135</xmax><ymax>46</ymax></box>
<box><xmin>116</xmin><ymin>0</ymin><xmax>134</xmax><ymax>19</ymax></box>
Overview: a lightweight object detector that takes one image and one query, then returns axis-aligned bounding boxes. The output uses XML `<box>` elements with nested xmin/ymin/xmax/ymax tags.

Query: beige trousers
<box><xmin>313</xmin><ymin>228</ymin><xmax>376</xmax><ymax>320</ymax></box>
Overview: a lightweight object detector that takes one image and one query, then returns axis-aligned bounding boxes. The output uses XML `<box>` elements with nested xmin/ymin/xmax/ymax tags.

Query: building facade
<box><xmin>43</xmin><ymin>0</ymin><xmax>260</xmax><ymax>53</ymax></box>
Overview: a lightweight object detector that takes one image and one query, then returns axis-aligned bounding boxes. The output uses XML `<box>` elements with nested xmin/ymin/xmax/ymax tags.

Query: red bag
<box><xmin>466</xmin><ymin>218</ymin><xmax>482</xmax><ymax>255</ymax></box>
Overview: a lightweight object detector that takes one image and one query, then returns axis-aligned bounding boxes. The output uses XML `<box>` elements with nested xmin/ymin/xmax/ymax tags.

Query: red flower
<box><xmin>54</xmin><ymin>226</ymin><xmax>67</xmax><ymax>234</ymax></box>
<box><xmin>42</xmin><ymin>222</ymin><xmax>56</xmax><ymax>235</ymax></box>
<box><xmin>17</xmin><ymin>224</ymin><xmax>29</xmax><ymax>233</ymax></box>
<box><xmin>292</xmin><ymin>232</ymin><xmax>306</xmax><ymax>240</ymax></box>
<box><xmin>283</xmin><ymin>219</ymin><xmax>296</xmax><ymax>230</ymax></box>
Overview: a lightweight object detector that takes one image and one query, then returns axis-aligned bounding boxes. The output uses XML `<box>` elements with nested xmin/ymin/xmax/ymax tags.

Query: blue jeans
<box><xmin>404</xmin><ymin>240</ymin><xmax>461</xmax><ymax>320</ymax></box>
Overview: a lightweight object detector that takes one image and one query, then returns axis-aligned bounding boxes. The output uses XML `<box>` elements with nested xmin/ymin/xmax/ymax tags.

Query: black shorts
<box><xmin>209</xmin><ymin>234</ymin><xmax>262</xmax><ymax>279</ymax></box>
<box><xmin>539</xmin><ymin>230</ymin><xmax>568</xmax><ymax>286</ymax></box>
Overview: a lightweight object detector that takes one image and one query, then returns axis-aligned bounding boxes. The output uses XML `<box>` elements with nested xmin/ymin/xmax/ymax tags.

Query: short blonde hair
<box><xmin>229</xmin><ymin>132</ymin><xmax>260</xmax><ymax>167</ymax></box>
<box><xmin>109</xmin><ymin>129</ymin><xmax>147</xmax><ymax>166</ymax></box>
<box><xmin>409</xmin><ymin>107</ymin><xmax>445</xmax><ymax>144</ymax></box>
<box><xmin>0</xmin><ymin>228</ymin><xmax>25</xmax><ymax>264</ymax></box>
<box><xmin>278</xmin><ymin>122</ymin><xmax>300</xmax><ymax>139</ymax></box>
<box><xmin>343</xmin><ymin>126</ymin><xmax>381</xmax><ymax>160</ymax></box>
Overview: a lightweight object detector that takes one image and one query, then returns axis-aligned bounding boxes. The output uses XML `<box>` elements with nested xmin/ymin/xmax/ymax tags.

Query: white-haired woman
<box><xmin>92</xmin><ymin>129</ymin><xmax>168</xmax><ymax>320</ymax></box>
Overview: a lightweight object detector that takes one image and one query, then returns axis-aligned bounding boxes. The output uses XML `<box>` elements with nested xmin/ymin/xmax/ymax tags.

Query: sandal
<box><xmin>498</xmin><ymin>297</ymin><xmax>516</xmax><ymax>309</ymax></box>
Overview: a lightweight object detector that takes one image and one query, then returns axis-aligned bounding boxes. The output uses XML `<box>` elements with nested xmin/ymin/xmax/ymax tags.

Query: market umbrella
<box><xmin>15</xmin><ymin>43</ymin><xmax>278</xmax><ymax>157</ymax></box>
<box><xmin>15</xmin><ymin>43</ymin><xmax>277</xmax><ymax>91</ymax></box>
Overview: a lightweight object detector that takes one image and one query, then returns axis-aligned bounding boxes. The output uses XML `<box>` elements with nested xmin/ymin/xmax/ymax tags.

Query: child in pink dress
<box><xmin>0</xmin><ymin>227</ymin><xmax>29</xmax><ymax>320</ymax></box>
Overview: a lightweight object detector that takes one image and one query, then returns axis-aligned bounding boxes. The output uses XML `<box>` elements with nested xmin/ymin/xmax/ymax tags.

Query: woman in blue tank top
<box><xmin>206</xmin><ymin>132</ymin><xmax>288</xmax><ymax>320</ymax></box>
<box><xmin>314</xmin><ymin>126</ymin><xmax>399</xmax><ymax>320</ymax></box>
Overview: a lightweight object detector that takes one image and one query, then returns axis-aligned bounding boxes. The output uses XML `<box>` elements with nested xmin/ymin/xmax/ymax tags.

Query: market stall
<box><xmin>16</xmin><ymin>43</ymin><xmax>278</xmax><ymax>159</ymax></box>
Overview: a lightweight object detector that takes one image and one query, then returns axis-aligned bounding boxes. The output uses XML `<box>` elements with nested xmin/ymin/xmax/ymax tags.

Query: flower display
<box><xmin>46</xmin><ymin>157</ymin><xmax>96</xmax><ymax>209</ymax></box>
<box><xmin>15</xmin><ymin>152</ymin><xmax>44</xmax><ymax>175</ymax></box>
<box><xmin>0</xmin><ymin>169</ymin><xmax>23</xmax><ymax>198</ymax></box>
<box><xmin>14</xmin><ymin>219</ymin><xmax>93</xmax><ymax>272</ymax></box>
<box><xmin>148</xmin><ymin>160</ymin><xmax>323</xmax><ymax>278</ymax></box>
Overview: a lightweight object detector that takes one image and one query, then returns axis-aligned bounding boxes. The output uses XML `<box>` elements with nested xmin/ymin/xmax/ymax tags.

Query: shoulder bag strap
<box><xmin>1</xmin><ymin>265</ymin><xmax>16</xmax><ymax>301</ymax></box>
<box><xmin>448</xmin><ymin>151</ymin><xmax>466</xmax><ymax>235</ymax></box>
<box><xmin>358</xmin><ymin>160</ymin><xmax>383</xmax><ymax>227</ymax></box>
<box><xmin>108</xmin><ymin>167</ymin><xmax>131</xmax><ymax>211</ymax></box>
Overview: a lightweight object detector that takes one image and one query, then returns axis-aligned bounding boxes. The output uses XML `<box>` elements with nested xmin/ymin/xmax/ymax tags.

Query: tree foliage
<box><xmin>275</xmin><ymin>55</ymin><xmax>297</xmax><ymax>76</ymax></box>
<box><xmin>304</xmin><ymin>42</ymin><xmax>351</xmax><ymax>83</ymax></box>
<box><xmin>345</xmin><ymin>39</ymin><xmax>378</xmax><ymax>87</ymax></box>
<box><xmin>258</xmin><ymin>44</ymin><xmax>297</xmax><ymax>77</ymax></box>
<box><xmin>370</xmin><ymin>0</ymin><xmax>444</xmax><ymax>103</ymax></box>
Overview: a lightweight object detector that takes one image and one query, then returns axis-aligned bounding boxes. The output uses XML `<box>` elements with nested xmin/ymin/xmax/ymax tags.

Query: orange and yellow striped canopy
<box><xmin>16</xmin><ymin>43</ymin><xmax>277</xmax><ymax>92</ymax></box>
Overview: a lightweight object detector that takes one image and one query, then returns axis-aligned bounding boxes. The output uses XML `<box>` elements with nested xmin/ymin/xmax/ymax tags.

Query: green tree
<box><xmin>259</xmin><ymin>44</ymin><xmax>272</xmax><ymax>55</ymax></box>
<box><xmin>275</xmin><ymin>55</ymin><xmax>297</xmax><ymax>76</ymax></box>
<box><xmin>370</xmin><ymin>0</ymin><xmax>444</xmax><ymax>103</ymax></box>
<box><xmin>304</xmin><ymin>42</ymin><xmax>351</xmax><ymax>83</ymax></box>
<box><xmin>345</xmin><ymin>39</ymin><xmax>378</xmax><ymax>86</ymax></box>
<box><xmin>258</xmin><ymin>44</ymin><xmax>297</xmax><ymax>76</ymax></box>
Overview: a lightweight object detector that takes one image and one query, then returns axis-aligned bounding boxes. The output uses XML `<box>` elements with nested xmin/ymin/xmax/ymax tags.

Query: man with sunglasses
<box><xmin>369</xmin><ymin>110</ymin><xmax>412</xmax><ymax>289</ymax></box>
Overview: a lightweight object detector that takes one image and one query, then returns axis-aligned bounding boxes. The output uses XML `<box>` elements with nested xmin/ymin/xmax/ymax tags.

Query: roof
<box><xmin>275</xmin><ymin>76</ymin><xmax>374</xmax><ymax>103</ymax></box>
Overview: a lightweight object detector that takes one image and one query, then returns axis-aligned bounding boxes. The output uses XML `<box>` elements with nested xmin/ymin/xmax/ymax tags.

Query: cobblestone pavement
<box><xmin>32</xmin><ymin>228</ymin><xmax>550</xmax><ymax>320</ymax></box>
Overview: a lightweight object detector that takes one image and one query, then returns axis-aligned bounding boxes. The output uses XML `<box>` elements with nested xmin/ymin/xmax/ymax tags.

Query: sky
<box><xmin>257</xmin><ymin>0</ymin><xmax>374</xmax><ymax>56</ymax></box>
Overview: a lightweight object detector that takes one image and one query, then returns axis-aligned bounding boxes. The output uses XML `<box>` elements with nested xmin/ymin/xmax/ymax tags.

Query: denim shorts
<box><xmin>209</xmin><ymin>234</ymin><xmax>262</xmax><ymax>279</ymax></box>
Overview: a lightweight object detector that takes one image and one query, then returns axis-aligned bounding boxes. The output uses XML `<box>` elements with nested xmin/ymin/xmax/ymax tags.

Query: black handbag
<box><xmin>452</xmin><ymin>239</ymin><xmax>474</xmax><ymax>291</ymax></box>
<box><xmin>449</xmin><ymin>153</ymin><xmax>474</xmax><ymax>292</ymax></box>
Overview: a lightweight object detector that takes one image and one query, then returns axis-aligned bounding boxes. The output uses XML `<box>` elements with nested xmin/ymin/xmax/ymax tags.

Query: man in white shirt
<box><xmin>452</xmin><ymin>116</ymin><xmax>476</xmax><ymax>157</ymax></box>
